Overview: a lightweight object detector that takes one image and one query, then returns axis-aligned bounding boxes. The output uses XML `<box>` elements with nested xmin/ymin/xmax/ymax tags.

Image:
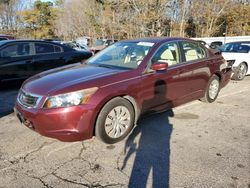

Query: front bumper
<box><xmin>14</xmin><ymin>103</ymin><xmax>97</xmax><ymax>142</ymax></box>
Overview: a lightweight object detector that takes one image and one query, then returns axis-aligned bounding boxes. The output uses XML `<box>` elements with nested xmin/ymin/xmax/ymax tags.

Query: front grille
<box><xmin>18</xmin><ymin>90</ymin><xmax>42</xmax><ymax>108</ymax></box>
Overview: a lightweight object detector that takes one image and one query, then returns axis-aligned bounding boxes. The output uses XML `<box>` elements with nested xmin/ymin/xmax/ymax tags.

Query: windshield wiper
<box><xmin>89</xmin><ymin>63</ymin><xmax>133</xmax><ymax>70</ymax></box>
<box><xmin>95</xmin><ymin>64</ymin><xmax>117</xmax><ymax>69</ymax></box>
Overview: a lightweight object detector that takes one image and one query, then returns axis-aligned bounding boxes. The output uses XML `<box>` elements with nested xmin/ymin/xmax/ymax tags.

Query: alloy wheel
<box><xmin>209</xmin><ymin>79</ymin><xmax>219</xmax><ymax>100</ymax></box>
<box><xmin>237</xmin><ymin>63</ymin><xmax>247</xmax><ymax>80</ymax></box>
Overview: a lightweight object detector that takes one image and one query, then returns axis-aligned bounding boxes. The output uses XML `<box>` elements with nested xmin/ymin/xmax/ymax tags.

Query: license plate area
<box><xmin>14</xmin><ymin>108</ymin><xmax>34</xmax><ymax>129</ymax></box>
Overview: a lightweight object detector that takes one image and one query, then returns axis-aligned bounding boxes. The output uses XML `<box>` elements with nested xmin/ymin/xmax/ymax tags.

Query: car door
<box><xmin>32</xmin><ymin>42</ymin><xmax>66</xmax><ymax>75</ymax></box>
<box><xmin>0</xmin><ymin>42</ymin><xmax>33</xmax><ymax>82</ymax></box>
<box><xmin>140</xmin><ymin>41</ymin><xmax>192</xmax><ymax>112</ymax></box>
<box><xmin>179</xmin><ymin>41</ymin><xmax>211</xmax><ymax>100</ymax></box>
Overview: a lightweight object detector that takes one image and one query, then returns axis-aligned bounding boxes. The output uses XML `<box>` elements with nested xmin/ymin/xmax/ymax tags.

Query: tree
<box><xmin>221</xmin><ymin>1</ymin><xmax>250</xmax><ymax>36</ymax></box>
<box><xmin>185</xmin><ymin>17</ymin><xmax>196</xmax><ymax>37</ymax></box>
<box><xmin>18</xmin><ymin>0</ymin><xmax>56</xmax><ymax>39</ymax></box>
<box><xmin>3</xmin><ymin>0</ymin><xmax>248</xmax><ymax>40</ymax></box>
<box><xmin>0</xmin><ymin>0</ymin><xmax>22</xmax><ymax>34</ymax></box>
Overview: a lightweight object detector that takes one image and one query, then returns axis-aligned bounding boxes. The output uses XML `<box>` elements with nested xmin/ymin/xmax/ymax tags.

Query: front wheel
<box><xmin>201</xmin><ymin>75</ymin><xmax>220</xmax><ymax>103</ymax></box>
<box><xmin>232</xmin><ymin>62</ymin><xmax>247</xmax><ymax>81</ymax></box>
<box><xmin>95</xmin><ymin>97</ymin><xmax>135</xmax><ymax>144</ymax></box>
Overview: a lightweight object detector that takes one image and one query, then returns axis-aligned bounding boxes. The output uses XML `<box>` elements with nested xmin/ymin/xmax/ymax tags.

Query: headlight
<box><xmin>43</xmin><ymin>87</ymin><xmax>98</xmax><ymax>108</ymax></box>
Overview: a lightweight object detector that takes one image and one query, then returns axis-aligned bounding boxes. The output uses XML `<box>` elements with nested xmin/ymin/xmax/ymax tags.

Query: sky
<box><xmin>23</xmin><ymin>0</ymin><xmax>56</xmax><ymax>9</ymax></box>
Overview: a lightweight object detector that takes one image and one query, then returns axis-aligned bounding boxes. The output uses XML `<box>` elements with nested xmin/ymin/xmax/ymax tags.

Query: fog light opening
<box><xmin>23</xmin><ymin>120</ymin><xmax>34</xmax><ymax>130</ymax></box>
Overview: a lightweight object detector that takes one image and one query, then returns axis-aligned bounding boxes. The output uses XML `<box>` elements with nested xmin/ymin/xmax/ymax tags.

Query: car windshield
<box><xmin>220</xmin><ymin>43</ymin><xmax>250</xmax><ymax>53</ymax></box>
<box><xmin>94</xmin><ymin>39</ymin><xmax>105</xmax><ymax>46</ymax></box>
<box><xmin>88</xmin><ymin>41</ymin><xmax>155</xmax><ymax>69</ymax></box>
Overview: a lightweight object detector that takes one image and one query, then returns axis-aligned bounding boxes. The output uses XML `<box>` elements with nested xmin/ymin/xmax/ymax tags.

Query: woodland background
<box><xmin>0</xmin><ymin>0</ymin><xmax>249</xmax><ymax>41</ymax></box>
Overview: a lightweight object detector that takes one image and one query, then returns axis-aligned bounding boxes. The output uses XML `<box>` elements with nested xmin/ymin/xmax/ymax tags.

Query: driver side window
<box><xmin>152</xmin><ymin>42</ymin><xmax>180</xmax><ymax>66</ymax></box>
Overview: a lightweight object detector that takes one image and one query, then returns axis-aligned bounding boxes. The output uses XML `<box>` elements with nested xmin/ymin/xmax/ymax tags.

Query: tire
<box><xmin>232</xmin><ymin>62</ymin><xmax>247</xmax><ymax>81</ymax></box>
<box><xmin>95</xmin><ymin>97</ymin><xmax>135</xmax><ymax>144</ymax></box>
<box><xmin>201</xmin><ymin>75</ymin><xmax>220</xmax><ymax>103</ymax></box>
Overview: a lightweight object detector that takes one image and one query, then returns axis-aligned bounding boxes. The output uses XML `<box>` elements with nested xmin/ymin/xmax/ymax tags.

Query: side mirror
<box><xmin>151</xmin><ymin>61</ymin><xmax>168</xmax><ymax>71</ymax></box>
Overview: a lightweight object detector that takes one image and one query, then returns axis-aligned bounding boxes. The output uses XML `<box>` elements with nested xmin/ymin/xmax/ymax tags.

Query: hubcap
<box><xmin>237</xmin><ymin>64</ymin><xmax>247</xmax><ymax>80</ymax></box>
<box><xmin>209</xmin><ymin>79</ymin><xmax>219</xmax><ymax>99</ymax></box>
<box><xmin>104</xmin><ymin>106</ymin><xmax>131</xmax><ymax>138</ymax></box>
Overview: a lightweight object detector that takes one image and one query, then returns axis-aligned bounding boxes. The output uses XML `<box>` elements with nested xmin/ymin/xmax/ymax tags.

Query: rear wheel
<box><xmin>201</xmin><ymin>75</ymin><xmax>220</xmax><ymax>103</ymax></box>
<box><xmin>232</xmin><ymin>62</ymin><xmax>247</xmax><ymax>81</ymax></box>
<box><xmin>95</xmin><ymin>97</ymin><xmax>135</xmax><ymax>144</ymax></box>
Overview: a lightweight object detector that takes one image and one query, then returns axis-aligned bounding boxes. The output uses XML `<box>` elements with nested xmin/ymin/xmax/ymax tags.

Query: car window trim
<box><xmin>34</xmin><ymin>42</ymin><xmax>63</xmax><ymax>55</ymax></box>
<box><xmin>179</xmin><ymin>40</ymin><xmax>208</xmax><ymax>63</ymax></box>
<box><xmin>0</xmin><ymin>42</ymin><xmax>34</xmax><ymax>57</ymax></box>
<box><xmin>144</xmin><ymin>40</ymin><xmax>182</xmax><ymax>74</ymax></box>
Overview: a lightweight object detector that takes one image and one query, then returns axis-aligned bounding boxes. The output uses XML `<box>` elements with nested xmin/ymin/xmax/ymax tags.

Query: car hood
<box><xmin>23</xmin><ymin>63</ymin><xmax>123</xmax><ymax>95</ymax></box>
<box><xmin>221</xmin><ymin>52</ymin><xmax>249</xmax><ymax>60</ymax></box>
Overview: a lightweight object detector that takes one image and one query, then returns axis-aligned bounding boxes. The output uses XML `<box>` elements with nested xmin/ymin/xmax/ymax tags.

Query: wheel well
<box><xmin>122</xmin><ymin>95</ymin><xmax>140</xmax><ymax>122</ymax></box>
<box><xmin>92</xmin><ymin>95</ymin><xmax>140</xmax><ymax>136</ymax></box>
<box><xmin>214</xmin><ymin>73</ymin><xmax>221</xmax><ymax>82</ymax></box>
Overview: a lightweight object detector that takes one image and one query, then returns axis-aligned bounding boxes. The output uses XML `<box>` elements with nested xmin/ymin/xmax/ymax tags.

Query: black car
<box><xmin>0</xmin><ymin>40</ymin><xmax>92</xmax><ymax>84</ymax></box>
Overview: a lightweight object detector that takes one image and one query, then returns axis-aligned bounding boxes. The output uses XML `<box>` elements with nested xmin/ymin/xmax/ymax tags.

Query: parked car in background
<box><xmin>90</xmin><ymin>39</ymin><xmax>118</xmax><ymax>53</ymax></box>
<box><xmin>195</xmin><ymin>40</ymin><xmax>222</xmax><ymax>51</ymax></box>
<box><xmin>220</xmin><ymin>41</ymin><xmax>250</xmax><ymax>80</ymax></box>
<box><xmin>76</xmin><ymin>36</ymin><xmax>91</xmax><ymax>46</ymax></box>
<box><xmin>209</xmin><ymin>41</ymin><xmax>223</xmax><ymax>50</ymax></box>
<box><xmin>0</xmin><ymin>34</ymin><xmax>15</xmax><ymax>41</ymax></box>
<box><xmin>0</xmin><ymin>40</ymin><xmax>92</xmax><ymax>84</ymax></box>
<box><xmin>196</xmin><ymin>40</ymin><xmax>207</xmax><ymax>46</ymax></box>
<box><xmin>15</xmin><ymin>37</ymin><xmax>232</xmax><ymax>144</ymax></box>
<box><xmin>58</xmin><ymin>41</ymin><xmax>93</xmax><ymax>54</ymax></box>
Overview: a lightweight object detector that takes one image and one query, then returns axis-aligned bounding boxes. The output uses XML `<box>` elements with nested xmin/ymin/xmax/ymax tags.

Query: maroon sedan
<box><xmin>14</xmin><ymin>37</ymin><xmax>232</xmax><ymax>144</ymax></box>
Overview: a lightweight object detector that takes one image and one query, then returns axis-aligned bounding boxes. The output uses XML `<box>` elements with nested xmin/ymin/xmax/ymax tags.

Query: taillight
<box><xmin>226</xmin><ymin>60</ymin><xmax>235</xmax><ymax>67</ymax></box>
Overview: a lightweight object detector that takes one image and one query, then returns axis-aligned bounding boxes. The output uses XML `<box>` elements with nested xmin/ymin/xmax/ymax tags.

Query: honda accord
<box><xmin>14</xmin><ymin>37</ymin><xmax>232</xmax><ymax>144</ymax></box>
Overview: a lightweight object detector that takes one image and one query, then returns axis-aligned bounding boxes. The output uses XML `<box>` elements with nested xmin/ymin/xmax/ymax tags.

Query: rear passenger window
<box><xmin>35</xmin><ymin>43</ymin><xmax>62</xmax><ymax>54</ymax></box>
<box><xmin>182</xmin><ymin>42</ymin><xmax>207</xmax><ymax>61</ymax></box>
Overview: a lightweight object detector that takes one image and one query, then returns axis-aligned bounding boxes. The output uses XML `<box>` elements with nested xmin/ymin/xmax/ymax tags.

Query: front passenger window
<box><xmin>152</xmin><ymin>42</ymin><xmax>180</xmax><ymax>66</ymax></box>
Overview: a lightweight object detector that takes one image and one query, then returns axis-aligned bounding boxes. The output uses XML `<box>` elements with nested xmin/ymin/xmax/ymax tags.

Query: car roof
<box><xmin>0</xmin><ymin>39</ymin><xmax>62</xmax><ymax>43</ymax></box>
<box><xmin>0</xmin><ymin>39</ymin><xmax>75</xmax><ymax>51</ymax></box>
<box><xmin>0</xmin><ymin>40</ymin><xmax>11</xmax><ymax>46</ymax></box>
<box><xmin>119</xmin><ymin>37</ymin><xmax>195</xmax><ymax>45</ymax></box>
<box><xmin>225</xmin><ymin>41</ymin><xmax>250</xmax><ymax>44</ymax></box>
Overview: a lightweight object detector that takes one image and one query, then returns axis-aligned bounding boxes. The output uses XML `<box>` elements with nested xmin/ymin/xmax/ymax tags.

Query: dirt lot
<box><xmin>0</xmin><ymin>77</ymin><xmax>249</xmax><ymax>188</ymax></box>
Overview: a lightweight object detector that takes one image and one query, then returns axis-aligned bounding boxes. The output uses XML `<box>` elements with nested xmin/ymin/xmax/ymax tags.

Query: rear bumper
<box><xmin>221</xmin><ymin>68</ymin><xmax>233</xmax><ymax>88</ymax></box>
<box><xmin>14</xmin><ymin>103</ymin><xmax>97</xmax><ymax>142</ymax></box>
